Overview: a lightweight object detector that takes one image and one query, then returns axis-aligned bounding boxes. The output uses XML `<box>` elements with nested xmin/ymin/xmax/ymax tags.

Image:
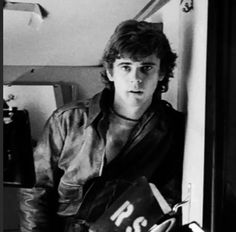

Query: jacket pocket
<box><xmin>57</xmin><ymin>181</ymin><xmax>83</xmax><ymax>216</ymax></box>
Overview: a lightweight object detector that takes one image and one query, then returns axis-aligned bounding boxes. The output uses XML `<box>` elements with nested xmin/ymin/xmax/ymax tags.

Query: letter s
<box><xmin>126</xmin><ymin>216</ymin><xmax>148</xmax><ymax>232</ymax></box>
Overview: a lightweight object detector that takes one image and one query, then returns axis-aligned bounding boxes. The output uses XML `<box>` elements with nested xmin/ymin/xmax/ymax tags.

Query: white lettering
<box><xmin>110</xmin><ymin>201</ymin><xmax>134</xmax><ymax>227</ymax></box>
<box><xmin>126</xmin><ymin>216</ymin><xmax>148</xmax><ymax>232</ymax></box>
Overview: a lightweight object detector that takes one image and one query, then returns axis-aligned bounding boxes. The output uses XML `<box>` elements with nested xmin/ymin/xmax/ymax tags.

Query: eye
<box><xmin>121</xmin><ymin>65</ymin><xmax>131</xmax><ymax>72</ymax></box>
<box><xmin>141</xmin><ymin>66</ymin><xmax>153</xmax><ymax>73</ymax></box>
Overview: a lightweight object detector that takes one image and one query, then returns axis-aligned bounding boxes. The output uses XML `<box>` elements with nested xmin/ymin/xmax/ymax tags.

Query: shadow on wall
<box><xmin>3</xmin><ymin>65</ymin><xmax>105</xmax><ymax>101</ymax></box>
<box><xmin>178</xmin><ymin>12</ymin><xmax>194</xmax><ymax>113</ymax></box>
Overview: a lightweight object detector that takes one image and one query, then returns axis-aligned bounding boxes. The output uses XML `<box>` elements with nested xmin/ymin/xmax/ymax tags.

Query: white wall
<box><xmin>3</xmin><ymin>85</ymin><xmax>59</xmax><ymax>141</ymax></box>
<box><xmin>148</xmin><ymin>0</ymin><xmax>208</xmax><ymax>226</ymax></box>
<box><xmin>180</xmin><ymin>0</ymin><xmax>208</xmax><ymax>225</ymax></box>
<box><xmin>3</xmin><ymin>0</ymin><xmax>148</xmax><ymax>66</ymax></box>
<box><xmin>146</xmin><ymin>0</ymin><xmax>180</xmax><ymax>108</ymax></box>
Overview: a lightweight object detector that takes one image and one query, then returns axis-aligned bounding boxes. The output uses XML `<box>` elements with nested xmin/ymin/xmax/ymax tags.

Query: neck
<box><xmin>113</xmin><ymin>99</ymin><xmax>152</xmax><ymax>121</ymax></box>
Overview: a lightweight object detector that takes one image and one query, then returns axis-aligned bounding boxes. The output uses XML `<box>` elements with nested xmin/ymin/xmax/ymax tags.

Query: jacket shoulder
<box><xmin>52</xmin><ymin>99</ymin><xmax>90</xmax><ymax>118</ymax></box>
<box><xmin>160</xmin><ymin>100</ymin><xmax>186</xmax><ymax>125</ymax></box>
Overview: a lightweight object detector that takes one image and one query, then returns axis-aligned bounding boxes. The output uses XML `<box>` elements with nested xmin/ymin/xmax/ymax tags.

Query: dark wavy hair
<box><xmin>100</xmin><ymin>20</ymin><xmax>177</xmax><ymax>94</ymax></box>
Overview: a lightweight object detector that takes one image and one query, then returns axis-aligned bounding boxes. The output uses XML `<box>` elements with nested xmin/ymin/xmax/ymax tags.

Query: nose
<box><xmin>129</xmin><ymin>69</ymin><xmax>143</xmax><ymax>84</ymax></box>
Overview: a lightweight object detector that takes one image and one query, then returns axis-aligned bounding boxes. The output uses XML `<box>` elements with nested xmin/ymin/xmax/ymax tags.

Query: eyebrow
<box><xmin>117</xmin><ymin>61</ymin><xmax>157</xmax><ymax>66</ymax></box>
<box><xmin>117</xmin><ymin>62</ymin><xmax>132</xmax><ymax>66</ymax></box>
<box><xmin>141</xmin><ymin>62</ymin><xmax>157</xmax><ymax>66</ymax></box>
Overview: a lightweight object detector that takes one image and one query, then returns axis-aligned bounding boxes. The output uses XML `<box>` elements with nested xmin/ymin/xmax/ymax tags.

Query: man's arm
<box><xmin>18</xmin><ymin>113</ymin><xmax>64</xmax><ymax>232</ymax></box>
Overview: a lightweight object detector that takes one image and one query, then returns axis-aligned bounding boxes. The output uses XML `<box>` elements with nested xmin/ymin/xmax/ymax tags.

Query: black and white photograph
<box><xmin>2</xmin><ymin>0</ymin><xmax>236</xmax><ymax>231</ymax></box>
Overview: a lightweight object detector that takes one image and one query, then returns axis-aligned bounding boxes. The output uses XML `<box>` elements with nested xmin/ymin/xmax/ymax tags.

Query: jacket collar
<box><xmin>85</xmin><ymin>88</ymin><xmax>164</xmax><ymax>128</ymax></box>
<box><xmin>86</xmin><ymin>88</ymin><xmax>113</xmax><ymax>127</ymax></box>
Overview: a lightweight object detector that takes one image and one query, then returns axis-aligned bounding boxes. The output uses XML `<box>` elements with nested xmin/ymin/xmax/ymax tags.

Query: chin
<box><xmin>126</xmin><ymin>98</ymin><xmax>145</xmax><ymax>107</ymax></box>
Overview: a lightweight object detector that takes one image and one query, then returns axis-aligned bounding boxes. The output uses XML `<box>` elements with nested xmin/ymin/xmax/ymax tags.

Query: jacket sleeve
<box><xmin>18</xmin><ymin>112</ymin><xmax>65</xmax><ymax>232</ymax></box>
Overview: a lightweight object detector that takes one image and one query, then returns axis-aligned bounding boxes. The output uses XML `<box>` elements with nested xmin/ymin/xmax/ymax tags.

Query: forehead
<box><xmin>114</xmin><ymin>54</ymin><xmax>160</xmax><ymax>66</ymax></box>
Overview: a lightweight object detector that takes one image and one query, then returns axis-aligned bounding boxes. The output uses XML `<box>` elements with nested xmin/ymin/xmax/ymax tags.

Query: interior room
<box><xmin>3</xmin><ymin>0</ymin><xmax>236</xmax><ymax>231</ymax></box>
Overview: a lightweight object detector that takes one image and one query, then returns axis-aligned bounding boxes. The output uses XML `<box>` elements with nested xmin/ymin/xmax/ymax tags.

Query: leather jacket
<box><xmin>18</xmin><ymin>88</ymin><xmax>185</xmax><ymax>232</ymax></box>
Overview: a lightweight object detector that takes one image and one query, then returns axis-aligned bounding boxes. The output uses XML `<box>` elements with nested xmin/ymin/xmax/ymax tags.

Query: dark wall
<box><xmin>203</xmin><ymin>0</ymin><xmax>236</xmax><ymax>231</ymax></box>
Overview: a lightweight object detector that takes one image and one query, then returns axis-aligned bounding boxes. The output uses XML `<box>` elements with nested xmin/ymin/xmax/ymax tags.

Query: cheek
<box><xmin>113</xmin><ymin>74</ymin><xmax>128</xmax><ymax>85</ymax></box>
<box><xmin>113</xmin><ymin>77</ymin><xmax>128</xmax><ymax>91</ymax></box>
<box><xmin>144</xmin><ymin>77</ymin><xmax>159</xmax><ymax>91</ymax></box>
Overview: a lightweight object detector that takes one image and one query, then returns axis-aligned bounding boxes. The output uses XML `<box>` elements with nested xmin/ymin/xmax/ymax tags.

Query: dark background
<box><xmin>203</xmin><ymin>0</ymin><xmax>236</xmax><ymax>231</ymax></box>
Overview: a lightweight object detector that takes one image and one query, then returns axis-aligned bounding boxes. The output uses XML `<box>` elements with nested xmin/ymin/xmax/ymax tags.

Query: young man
<box><xmin>19</xmin><ymin>20</ymin><xmax>185</xmax><ymax>232</ymax></box>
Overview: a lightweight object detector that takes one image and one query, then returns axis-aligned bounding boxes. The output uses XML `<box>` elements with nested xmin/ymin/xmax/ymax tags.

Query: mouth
<box><xmin>129</xmin><ymin>90</ymin><xmax>144</xmax><ymax>95</ymax></box>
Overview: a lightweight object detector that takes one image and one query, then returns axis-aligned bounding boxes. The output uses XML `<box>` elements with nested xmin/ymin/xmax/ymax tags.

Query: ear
<box><xmin>106</xmin><ymin>70</ymin><xmax>114</xmax><ymax>81</ymax></box>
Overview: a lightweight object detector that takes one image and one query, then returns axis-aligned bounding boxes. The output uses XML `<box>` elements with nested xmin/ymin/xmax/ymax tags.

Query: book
<box><xmin>89</xmin><ymin>176</ymin><xmax>177</xmax><ymax>232</ymax></box>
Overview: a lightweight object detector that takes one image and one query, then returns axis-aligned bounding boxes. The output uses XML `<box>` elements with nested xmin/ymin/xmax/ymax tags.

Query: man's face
<box><xmin>107</xmin><ymin>54</ymin><xmax>163</xmax><ymax>108</ymax></box>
